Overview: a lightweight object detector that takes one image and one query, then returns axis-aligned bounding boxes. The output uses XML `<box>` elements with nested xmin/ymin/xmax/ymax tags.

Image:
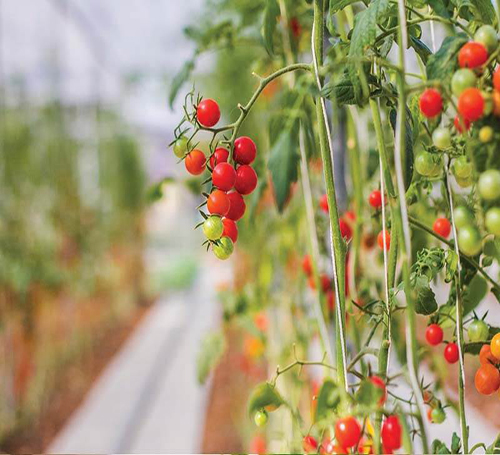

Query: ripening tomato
<box><xmin>202</xmin><ymin>216</ymin><xmax>223</xmax><ymax>241</ymax></box>
<box><xmin>491</xmin><ymin>333</ymin><xmax>500</xmax><ymax>359</ymax></box>
<box><xmin>335</xmin><ymin>416</ymin><xmax>361</xmax><ymax>449</ymax></box>
<box><xmin>320</xmin><ymin>194</ymin><xmax>329</xmax><ymax>213</ymax></box>
<box><xmin>339</xmin><ymin>219</ymin><xmax>352</xmax><ymax>241</ymax></box>
<box><xmin>454</xmin><ymin>115</ymin><xmax>471</xmax><ymax>133</ymax></box>
<box><xmin>433</xmin><ymin>218</ymin><xmax>451</xmax><ymax>238</ymax></box>
<box><xmin>303</xmin><ymin>435</ymin><xmax>319</xmax><ymax>453</ymax></box>
<box><xmin>479</xmin><ymin>125</ymin><xmax>494</xmax><ymax>143</ymax></box>
<box><xmin>458</xmin><ymin>88</ymin><xmax>484</xmax><ymax>121</ymax></box>
<box><xmin>475</xmin><ymin>363</ymin><xmax>500</xmax><ymax>395</ymax></box>
<box><xmin>209</xmin><ymin>147</ymin><xmax>229</xmax><ymax>168</ymax></box>
<box><xmin>207</xmin><ymin>189</ymin><xmax>230</xmax><ymax>216</ymax></box>
<box><xmin>494</xmin><ymin>68</ymin><xmax>500</xmax><ymax>91</ymax></box>
<box><xmin>302</xmin><ymin>254</ymin><xmax>313</xmax><ymax>276</ymax></box>
<box><xmin>185</xmin><ymin>150</ymin><xmax>206</xmax><ymax>175</ymax></box>
<box><xmin>222</xmin><ymin>218</ymin><xmax>238</xmax><ymax>243</ymax></box>
<box><xmin>480</xmin><ymin>344</ymin><xmax>500</xmax><ymax>365</ymax></box>
<box><xmin>370</xmin><ymin>375</ymin><xmax>387</xmax><ymax>405</ymax></box>
<box><xmin>234</xmin><ymin>165</ymin><xmax>258</xmax><ymax>195</ymax></box>
<box><xmin>426</xmin><ymin>324</ymin><xmax>443</xmax><ymax>346</ymax></box>
<box><xmin>234</xmin><ymin>136</ymin><xmax>257</xmax><ymax>165</ymax></box>
<box><xmin>419</xmin><ymin>88</ymin><xmax>443</xmax><ymax>118</ymax></box>
<box><xmin>444</xmin><ymin>342</ymin><xmax>459</xmax><ymax>364</ymax></box>
<box><xmin>377</xmin><ymin>230</ymin><xmax>390</xmax><ymax>251</ymax></box>
<box><xmin>381</xmin><ymin>416</ymin><xmax>402</xmax><ymax>451</ymax></box>
<box><xmin>430</xmin><ymin>407</ymin><xmax>446</xmax><ymax>424</ymax></box>
<box><xmin>458</xmin><ymin>42</ymin><xmax>488</xmax><ymax>69</ymax></box>
<box><xmin>226</xmin><ymin>191</ymin><xmax>246</xmax><ymax>221</ymax></box>
<box><xmin>212</xmin><ymin>163</ymin><xmax>236</xmax><ymax>191</ymax></box>
<box><xmin>173</xmin><ymin>136</ymin><xmax>189</xmax><ymax>158</ymax></box>
<box><xmin>485</xmin><ymin>207</ymin><xmax>500</xmax><ymax>236</ymax></box>
<box><xmin>369</xmin><ymin>190</ymin><xmax>383</xmax><ymax>209</ymax></box>
<box><xmin>197</xmin><ymin>98</ymin><xmax>221</xmax><ymax>127</ymax></box>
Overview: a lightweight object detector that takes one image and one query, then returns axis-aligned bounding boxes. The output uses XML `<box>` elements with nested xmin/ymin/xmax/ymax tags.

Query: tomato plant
<box><xmin>168</xmin><ymin>1</ymin><xmax>500</xmax><ymax>452</ymax></box>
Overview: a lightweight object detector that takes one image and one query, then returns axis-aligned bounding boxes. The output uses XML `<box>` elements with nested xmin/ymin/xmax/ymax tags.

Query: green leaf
<box><xmin>248</xmin><ymin>382</ymin><xmax>284</xmax><ymax>416</ymax></box>
<box><xmin>196</xmin><ymin>331</ymin><xmax>226</xmax><ymax>384</ymax></box>
<box><xmin>428</xmin><ymin>0</ymin><xmax>452</xmax><ymax>18</ymax></box>
<box><xmin>329</xmin><ymin>0</ymin><xmax>360</xmax><ymax>14</ymax></box>
<box><xmin>426</xmin><ymin>34</ymin><xmax>468</xmax><ymax>82</ymax></box>
<box><xmin>452</xmin><ymin>0</ymin><xmax>497</xmax><ymax>25</ymax></box>
<box><xmin>432</xmin><ymin>439</ymin><xmax>451</xmax><ymax>454</ymax></box>
<box><xmin>354</xmin><ymin>379</ymin><xmax>383</xmax><ymax>407</ymax></box>
<box><xmin>262</xmin><ymin>0</ymin><xmax>280</xmax><ymax>56</ymax></box>
<box><xmin>463</xmin><ymin>274</ymin><xmax>487</xmax><ymax>314</ymax></box>
<box><xmin>315</xmin><ymin>379</ymin><xmax>341</xmax><ymax>422</ymax></box>
<box><xmin>410</xmin><ymin>36</ymin><xmax>432</xmax><ymax>64</ymax></box>
<box><xmin>389</xmin><ymin>108</ymin><xmax>414</xmax><ymax>192</ymax></box>
<box><xmin>348</xmin><ymin>0</ymin><xmax>391</xmax><ymax>104</ymax></box>
<box><xmin>487</xmin><ymin>432</ymin><xmax>500</xmax><ymax>453</ymax></box>
<box><xmin>415</xmin><ymin>280</ymin><xmax>438</xmax><ymax>315</ymax></box>
<box><xmin>492</xmin><ymin>286</ymin><xmax>500</xmax><ymax>304</ymax></box>
<box><xmin>169</xmin><ymin>59</ymin><xmax>195</xmax><ymax>108</ymax></box>
<box><xmin>267</xmin><ymin>126</ymin><xmax>300</xmax><ymax>212</ymax></box>
<box><xmin>451</xmin><ymin>433</ymin><xmax>462</xmax><ymax>454</ymax></box>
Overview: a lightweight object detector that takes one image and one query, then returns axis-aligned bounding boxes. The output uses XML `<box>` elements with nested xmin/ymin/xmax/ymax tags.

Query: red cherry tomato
<box><xmin>184</xmin><ymin>150</ymin><xmax>206</xmax><ymax>175</ymax></box>
<box><xmin>377</xmin><ymin>230</ymin><xmax>390</xmax><ymax>251</ymax></box>
<box><xmin>197</xmin><ymin>98</ymin><xmax>220</xmax><ymax>127</ymax></box>
<box><xmin>226</xmin><ymin>191</ymin><xmax>246</xmax><ymax>221</ymax></box>
<box><xmin>212</xmin><ymin>163</ymin><xmax>236</xmax><ymax>191</ymax></box>
<box><xmin>369</xmin><ymin>375</ymin><xmax>387</xmax><ymax>405</ymax></box>
<box><xmin>234</xmin><ymin>165</ymin><xmax>258</xmax><ymax>195</ymax></box>
<box><xmin>345</xmin><ymin>210</ymin><xmax>356</xmax><ymax>222</ymax></box>
<box><xmin>321</xmin><ymin>274</ymin><xmax>331</xmax><ymax>293</ymax></box>
<box><xmin>207</xmin><ymin>189</ymin><xmax>230</xmax><ymax>216</ymax></box>
<box><xmin>302</xmin><ymin>254</ymin><xmax>313</xmax><ymax>276</ymax></box>
<box><xmin>250</xmin><ymin>435</ymin><xmax>267</xmax><ymax>455</ymax></box>
<box><xmin>303</xmin><ymin>435</ymin><xmax>318</xmax><ymax>453</ymax></box>
<box><xmin>234</xmin><ymin>136</ymin><xmax>257</xmax><ymax>165</ymax></box>
<box><xmin>425</xmin><ymin>324</ymin><xmax>443</xmax><ymax>346</ymax></box>
<box><xmin>290</xmin><ymin>17</ymin><xmax>302</xmax><ymax>39</ymax></box>
<box><xmin>334</xmin><ymin>416</ymin><xmax>361</xmax><ymax>449</ymax></box>
<box><xmin>222</xmin><ymin>218</ymin><xmax>238</xmax><ymax>243</ymax></box>
<box><xmin>458</xmin><ymin>42</ymin><xmax>488</xmax><ymax>69</ymax></box>
<box><xmin>369</xmin><ymin>190</ymin><xmax>383</xmax><ymax>209</ymax></box>
<box><xmin>419</xmin><ymin>89</ymin><xmax>443</xmax><ymax>118</ymax></box>
<box><xmin>433</xmin><ymin>218</ymin><xmax>451</xmax><ymax>238</ymax></box>
<box><xmin>475</xmin><ymin>363</ymin><xmax>500</xmax><ymax>395</ymax></box>
<box><xmin>320</xmin><ymin>194</ymin><xmax>329</xmax><ymax>213</ymax></box>
<box><xmin>444</xmin><ymin>342</ymin><xmax>459</xmax><ymax>364</ymax></box>
<box><xmin>209</xmin><ymin>147</ymin><xmax>229</xmax><ymax>168</ymax></box>
<box><xmin>458</xmin><ymin>87</ymin><xmax>484</xmax><ymax>121</ymax></box>
<box><xmin>381</xmin><ymin>416</ymin><xmax>402</xmax><ymax>451</ymax></box>
<box><xmin>454</xmin><ymin>115</ymin><xmax>471</xmax><ymax>133</ymax></box>
<box><xmin>326</xmin><ymin>290</ymin><xmax>335</xmax><ymax>311</ymax></box>
<box><xmin>339</xmin><ymin>219</ymin><xmax>352</xmax><ymax>241</ymax></box>
<box><xmin>494</xmin><ymin>68</ymin><xmax>500</xmax><ymax>91</ymax></box>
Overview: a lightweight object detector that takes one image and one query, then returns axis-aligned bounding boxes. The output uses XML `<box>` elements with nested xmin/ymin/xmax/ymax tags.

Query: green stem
<box><xmin>394</xmin><ymin>0</ymin><xmax>428</xmax><ymax>451</ymax></box>
<box><xmin>313</xmin><ymin>0</ymin><xmax>348</xmax><ymax>392</ymax></box>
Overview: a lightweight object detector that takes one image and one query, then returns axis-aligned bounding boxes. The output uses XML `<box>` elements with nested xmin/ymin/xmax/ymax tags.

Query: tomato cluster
<box><xmin>425</xmin><ymin>323</ymin><xmax>459</xmax><ymax>365</ymax></box>
<box><xmin>173</xmin><ymin>98</ymin><xmax>259</xmax><ymax>260</ymax></box>
<box><xmin>474</xmin><ymin>333</ymin><xmax>500</xmax><ymax>396</ymax></box>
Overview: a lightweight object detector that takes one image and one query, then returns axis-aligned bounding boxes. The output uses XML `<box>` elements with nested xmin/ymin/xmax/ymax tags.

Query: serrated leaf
<box><xmin>262</xmin><ymin>0</ymin><xmax>280</xmax><ymax>56</ymax></box>
<box><xmin>267</xmin><ymin>126</ymin><xmax>300</xmax><ymax>212</ymax></box>
<box><xmin>169</xmin><ymin>59</ymin><xmax>195</xmax><ymax>108</ymax></box>
<box><xmin>426</xmin><ymin>34</ymin><xmax>468</xmax><ymax>82</ymax></box>
<box><xmin>463</xmin><ymin>274</ymin><xmax>487</xmax><ymax>314</ymax></box>
<box><xmin>410</xmin><ymin>36</ymin><xmax>432</xmax><ymax>64</ymax></box>
<box><xmin>415</xmin><ymin>277</ymin><xmax>438</xmax><ymax>315</ymax></box>
<box><xmin>348</xmin><ymin>0</ymin><xmax>391</xmax><ymax>104</ymax></box>
<box><xmin>389</xmin><ymin>108</ymin><xmax>414</xmax><ymax>192</ymax></box>
<box><xmin>248</xmin><ymin>382</ymin><xmax>284</xmax><ymax>416</ymax></box>
<box><xmin>315</xmin><ymin>378</ymin><xmax>341</xmax><ymax>422</ymax></box>
<box><xmin>196</xmin><ymin>331</ymin><xmax>226</xmax><ymax>384</ymax></box>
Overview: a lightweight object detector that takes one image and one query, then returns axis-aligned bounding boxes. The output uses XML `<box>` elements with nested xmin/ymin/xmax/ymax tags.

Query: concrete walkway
<box><xmin>49</xmin><ymin>258</ymin><xmax>227</xmax><ymax>453</ymax></box>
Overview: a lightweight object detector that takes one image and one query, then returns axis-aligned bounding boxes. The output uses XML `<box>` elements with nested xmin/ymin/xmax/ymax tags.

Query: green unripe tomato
<box><xmin>173</xmin><ymin>136</ymin><xmax>189</xmax><ymax>158</ymax></box>
<box><xmin>479</xmin><ymin>169</ymin><xmax>500</xmax><ymax>201</ymax></box>
<box><xmin>479</xmin><ymin>126</ymin><xmax>494</xmax><ymax>143</ymax></box>
<box><xmin>485</xmin><ymin>207</ymin><xmax>500</xmax><ymax>235</ymax></box>
<box><xmin>468</xmin><ymin>319</ymin><xmax>490</xmax><ymax>342</ymax></box>
<box><xmin>213</xmin><ymin>236</ymin><xmax>234</xmax><ymax>260</ymax></box>
<box><xmin>451</xmin><ymin>68</ymin><xmax>477</xmax><ymax>97</ymax></box>
<box><xmin>415</xmin><ymin>152</ymin><xmax>442</xmax><ymax>177</ymax></box>
<box><xmin>203</xmin><ymin>216</ymin><xmax>223</xmax><ymax>240</ymax></box>
<box><xmin>455</xmin><ymin>175</ymin><xmax>473</xmax><ymax>188</ymax></box>
<box><xmin>458</xmin><ymin>226</ymin><xmax>482</xmax><ymax>256</ymax></box>
<box><xmin>452</xmin><ymin>156</ymin><xmax>472</xmax><ymax>179</ymax></box>
<box><xmin>254</xmin><ymin>409</ymin><xmax>268</xmax><ymax>427</ymax></box>
<box><xmin>432</xmin><ymin>127</ymin><xmax>452</xmax><ymax>150</ymax></box>
<box><xmin>431</xmin><ymin>407</ymin><xmax>446</xmax><ymax>424</ymax></box>
<box><xmin>454</xmin><ymin>206</ymin><xmax>473</xmax><ymax>229</ymax></box>
<box><xmin>474</xmin><ymin>25</ymin><xmax>498</xmax><ymax>53</ymax></box>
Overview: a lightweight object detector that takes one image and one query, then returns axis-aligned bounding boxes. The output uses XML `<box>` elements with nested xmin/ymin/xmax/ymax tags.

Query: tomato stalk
<box><xmin>312</xmin><ymin>0</ymin><xmax>349</xmax><ymax>392</ymax></box>
<box><xmin>393</xmin><ymin>0</ymin><xmax>428</xmax><ymax>451</ymax></box>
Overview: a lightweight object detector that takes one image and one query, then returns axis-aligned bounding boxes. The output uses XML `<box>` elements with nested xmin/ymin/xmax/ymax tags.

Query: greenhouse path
<box><xmin>48</xmin><ymin>258</ymin><xmax>227</xmax><ymax>454</ymax></box>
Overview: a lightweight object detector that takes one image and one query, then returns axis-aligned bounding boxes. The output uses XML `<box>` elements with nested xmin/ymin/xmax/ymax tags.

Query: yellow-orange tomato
<box><xmin>492</xmin><ymin>91</ymin><xmax>500</xmax><ymax>116</ymax></box>
<box><xmin>244</xmin><ymin>336</ymin><xmax>265</xmax><ymax>359</ymax></box>
<box><xmin>491</xmin><ymin>333</ymin><xmax>500</xmax><ymax>359</ymax></box>
<box><xmin>475</xmin><ymin>363</ymin><xmax>500</xmax><ymax>395</ymax></box>
<box><xmin>480</xmin><ymin>344</ymin><xmax>500</xmax><ymax>365</ymax></box>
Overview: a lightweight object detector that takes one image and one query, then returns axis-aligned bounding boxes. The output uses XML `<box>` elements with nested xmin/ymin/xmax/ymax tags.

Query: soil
<box><xmin>0</xmin><ymin>303</ymin><xmax>150</xmax><ymax>454</ymax></box>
